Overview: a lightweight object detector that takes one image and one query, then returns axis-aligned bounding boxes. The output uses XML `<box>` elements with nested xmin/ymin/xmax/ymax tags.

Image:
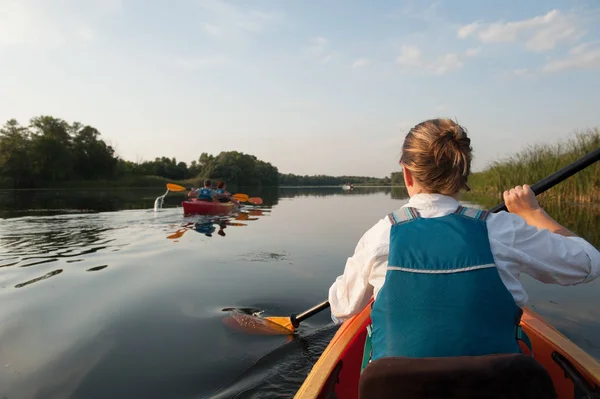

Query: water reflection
<box><xmin>166</xmin><ymin>206</ymin><xmax>269</xmax><ymax>240</ymax></box>
<box><xmin>0</xmin><ymin>186</ymin><xmax>598</xmax><ymax>399</ymax></box>
<box><xmin>14</xmin><ymin>269</ymin><xmax>63</xmax><ymax>288</ymax></box>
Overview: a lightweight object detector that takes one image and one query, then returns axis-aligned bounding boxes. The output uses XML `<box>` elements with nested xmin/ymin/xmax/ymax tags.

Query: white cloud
<box><xmin>351</xmin><ymin>59</ymin><xmax>371</xmax><ymax>68</ymax></box>
<box><xmin>396</xmin><ymin>45</ymin><xmax>423</xmax><ymax>68</ymax></box>
<box><xmin>458</xmin><ymin>23</ymin><xmax>479</xmax><ymax>39</ymax></box>
<box><xmin>543</xmin><ymin>42</ymin><xmax>600</xmax><ymax>72</ymax></box>
<box><xmin>197</xmin><ymin>0</ymin><xmax>283</xmax><ymax>38</ymax></box>
<box><xmin>306</xmin><ymin>37</ymin><xmax>338</xmax><ymax>64</ymax></box>
<box><xmin>396</xmin><ymin>45</ymin><xmax>463</xmax><ymax>75</ymax></box>
<box><xmin>458</xmin><ymin>10</ymin><xmax>582</xmax><ymax>52</ymax></box>
<box><xmin>321</xmin><ymin>53</ymin><xmax>338</xmax><ymax>64</ymax></box>
<box><xmin>432</xmin><ymin>53</ymin><xmax>463</xmax><ymax>74</ymax></box>
<box><xmin>465</xmin><ymin>47</ymin><xmax>481</xmax><ymax>57</ymax></box>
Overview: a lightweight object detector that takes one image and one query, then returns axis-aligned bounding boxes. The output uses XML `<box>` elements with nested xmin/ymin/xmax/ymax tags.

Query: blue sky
<box><xmin>1</xmin><ymin>0</ymin><xmax>599</xmax><ymax>177</ymax></box>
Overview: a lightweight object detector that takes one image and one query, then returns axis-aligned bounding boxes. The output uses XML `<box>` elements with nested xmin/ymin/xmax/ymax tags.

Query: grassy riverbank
<box><xmin>468</xmin><ymin>128</ymin><xmax>599</xmax><ymax>204</ymax></box>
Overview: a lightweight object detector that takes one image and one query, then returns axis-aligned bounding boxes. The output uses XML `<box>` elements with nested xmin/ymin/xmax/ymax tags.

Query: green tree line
<box><xmin>0</xmin><ymin>116</ymin><xmax>281</xmax><ymax>188</ymax></box>
<box><xmin>1</xmin><ymin>115</ymin><xmax>396</xmax><ymax>188</ymax></box>
<box><xmin>279</xmin><ymin>173</ymin><xmax>391</xmax><ymax>186</ymax></box>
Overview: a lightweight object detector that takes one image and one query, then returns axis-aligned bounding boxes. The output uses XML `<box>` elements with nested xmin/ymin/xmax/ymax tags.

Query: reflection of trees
<box><xmin>0</xmin><ymin>189</ymin><xmax>175</xmax><ymax>218</ymax></box>
<box><xmin>391</xmin><ymin>186</ymin><xmax>409</xmax><ymax>200</ymax></box>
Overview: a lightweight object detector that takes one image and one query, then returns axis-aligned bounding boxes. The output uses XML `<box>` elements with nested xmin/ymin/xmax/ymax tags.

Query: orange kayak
<box><xmin>181</xmin><ymin>200</ymin><xmax>237</xmax><ymax>215</ymax></box>
<box><xmin>294</xmin><ymin>303</ymin><xmax>600</xmax><ymax>399</ymax></box>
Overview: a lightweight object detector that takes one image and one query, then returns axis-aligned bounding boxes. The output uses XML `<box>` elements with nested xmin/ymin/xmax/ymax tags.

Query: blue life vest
<box><xmin>198</xmin><ymin>187</ymin><xmax>214</xmax><ymax>201</ymax></box>
<box><xmin>370</xmin><ymin>206</ymin><xmax>522</xmax><ymax>360</ymax></box>
<box><xmin>215</xmin><ymin>189</ymin><xmax>225</xmax><ymax>194</ymax></box>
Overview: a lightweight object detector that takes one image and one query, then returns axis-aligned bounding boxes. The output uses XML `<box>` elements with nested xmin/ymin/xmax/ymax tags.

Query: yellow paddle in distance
<box><xmin>167</xmin><ymin>183</ymin><xmax>189</xmax><ymax>192</ymax></box>
<box><xmin>166</xmin><ymin>184</ymin><xmax>261</xmax><ymax>203</ymax></box>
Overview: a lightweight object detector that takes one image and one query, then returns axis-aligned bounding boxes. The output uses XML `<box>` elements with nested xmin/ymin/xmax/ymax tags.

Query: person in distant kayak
<box><xmin>215</xmin><ymin>181</ymin><xmax>230</xmax><ymax>202</ymax></box>
<box><xmin>214</xmin><ymin>180</ymin><xmax>240</xmax><ymax>206</ymax></box>
<box><xmin>188</xmin><ymin>179</ymin><xmax>216</xmax><ymax>202</ymax></box>
<box><xmin>328</xmin><ymin>118</ymin><xmax>600</xmax><ymax>362</ymax></box>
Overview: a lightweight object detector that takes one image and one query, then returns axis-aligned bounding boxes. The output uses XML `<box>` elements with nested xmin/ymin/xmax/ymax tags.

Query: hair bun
<box><xmin>400</xmin><ymin>118</ymin><xmax>473</xmax><ymax>195</ymax></box>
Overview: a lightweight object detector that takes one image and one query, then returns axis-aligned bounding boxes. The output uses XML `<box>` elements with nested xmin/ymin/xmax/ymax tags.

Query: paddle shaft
<box><xmin>291</xmin><ymin>147</ymin><xmax>600</xmax><ymax>327</ymax></box>
<box><xmin>290</xmin><ymin>301</ymin><xmax>331</xmax><ymax>327</ymax></box>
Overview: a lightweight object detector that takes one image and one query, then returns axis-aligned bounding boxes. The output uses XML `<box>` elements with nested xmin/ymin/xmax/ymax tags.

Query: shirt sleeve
<box><xmin>328</xmin><ymin>219</ymin><xmax>390</xmax><ymax>323</ymax></box>
<box><xmin>488</xmin><ymin>212</ymin><xmax>600</xmax><ymax>285</ymax></box>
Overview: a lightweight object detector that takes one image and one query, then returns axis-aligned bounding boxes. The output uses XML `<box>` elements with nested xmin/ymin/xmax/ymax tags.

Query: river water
<box><xmin>0</xmin><ymin>187</ymin><xmax>598</xmax><ymax>398</ymax></box>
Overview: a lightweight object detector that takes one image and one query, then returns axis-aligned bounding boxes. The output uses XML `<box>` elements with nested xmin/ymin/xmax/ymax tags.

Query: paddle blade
<box><xmin>233</xmin><ymin>193</ymin><xmax>249</xmax><ymax>202</ymax></box>
<box><xmin>264</xmin><ymin>316</ymin><xmax>295</xmax><ymax>333</ymax></box>
<box><xmin>167</xmin><ymin>229</ymin><xmax>187</xmax><ymax>240</ymax></box>
<box><xmin>222</xmin><ymin>312</ymin><xmax>294</xmax><ymax>335</ymax></box>
<box><xmin>167</xmin><ymin>183</ymin><xmax>188</xmax><ymax>192</ymax></box>
<box><xmin>247</xmin><ymin>197</ymin><xmax>263</xmax><ymax>205</ymax></box>
<box><xmin>236</xmin><ymin>213</ymin><xmax>249</xmax><ymax>221</ymax></box>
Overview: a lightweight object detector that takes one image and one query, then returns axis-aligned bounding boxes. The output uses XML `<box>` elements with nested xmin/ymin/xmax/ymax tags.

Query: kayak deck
<box><xmin>294</xmin><ymin>303</ymin><xmax>600</xmax><ymax>399</ymax></box>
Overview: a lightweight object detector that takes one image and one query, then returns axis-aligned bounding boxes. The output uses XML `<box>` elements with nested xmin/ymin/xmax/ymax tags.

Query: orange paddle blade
<box><xmin>236</xmin><ymin>213</ymin><xmax>249</xmax><ymax>221</ymax></box>
<box><xmin>233</xmin><ymin>193</ymin><xmax>249</xmax><ymax>202</ymax></box>
<box><xmin>247</xmin><ymin>197</ymin><xmax>263</xmax><ymax>205</ymax></box>
<box><xmin>222</xmin><ymin>312</ymin><xmax>294</xmax><ymax>335</ymax></box>
<box><xmin>264</xmin><ymin>316</ymin><xmax>295</xmax><ymax>333</ymax></box>
<box><xmin>167</xmin><ymin>183</ymin><xmax>187</xmax><ymax>192</ymax></box>
<box><xmin>223</xmin><ymin>311</ymin><xmax>294</xmax><ymax>335</ymax></box>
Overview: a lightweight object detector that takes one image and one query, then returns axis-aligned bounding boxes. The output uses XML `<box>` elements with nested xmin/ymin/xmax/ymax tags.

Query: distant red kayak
<box><xmin>181</xmin><ymin>200</ymin><xmax>237</xmax><ymax>215</ymax></box>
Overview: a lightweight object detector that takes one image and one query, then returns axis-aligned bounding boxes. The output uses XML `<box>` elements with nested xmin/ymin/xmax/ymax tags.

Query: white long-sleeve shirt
<box><xmin>329</xmin><ymin>194</ymin><xmax>600</xmax><ymax>322</ymax></box>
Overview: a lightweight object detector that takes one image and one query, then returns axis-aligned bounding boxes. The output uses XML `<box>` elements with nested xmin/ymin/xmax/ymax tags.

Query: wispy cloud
<box><xmin>197</xmin><ymin>0</ymin><xmax>283</xmax><ymax>39</ymax></box>
<box><xmin>387</xmin><ymin>1</ymin><xmax>444</xmax><ymax>25</ymax></box>
<box><xmin>396</xmin><ymin>45</ymin><xmax>463</xmax><ymax>75</ymax></box>
<box><xmin>458</xmin><ymin>10</ymin><xmax>582</xmax><ymax>52</ymax></box>
<box><xmin>306</xmin><ymin>36</ymin><xmax>338</xmax><ymax>64</ymax></box>
<box><xmin>543</xmin><ymin>42</ymin><xmax>600</xmax><ymax>72</ymax></box>
<box><xmin>351</xmin><ymin>58</ymin><xmax>371</xmax><ymax>68</ymax></box>
<box><xmin>511</xmin><ymin>68</ymin><xmax>537</xmax><ymax>78</ymax></box>
<box><xmin>465</xmin><ymin>47</ymin><xmax>481</xmax><ymax>57</ymax></box>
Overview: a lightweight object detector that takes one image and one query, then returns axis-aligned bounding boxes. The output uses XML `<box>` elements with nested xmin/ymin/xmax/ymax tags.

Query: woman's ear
<box><xmin>403</xmin><ymin>167</ymin><xmax>414</xmax><ymax>188</ymax></box>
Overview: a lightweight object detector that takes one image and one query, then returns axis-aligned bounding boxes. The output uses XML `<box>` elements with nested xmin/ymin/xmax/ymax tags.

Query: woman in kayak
<box><xmin>214</xmin><ymin>180</ymin><xmax>240</xmax><ymax>206</ymax></box>
<box><xmin>328</xmin><ymin>118</ymin><xmax>600</xmax><ymax>361</ymax></box>
<box><xmin>188</xmin><ymin>179</ymin><xmax>216</xmax><ymax>202</ymax></box>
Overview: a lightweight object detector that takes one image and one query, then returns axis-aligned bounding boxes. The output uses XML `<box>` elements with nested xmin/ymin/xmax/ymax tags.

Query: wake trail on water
<box><xmin>203</xmin><ymin>324</ymin><xmax>338</xmax><ymax>399</ymax></box>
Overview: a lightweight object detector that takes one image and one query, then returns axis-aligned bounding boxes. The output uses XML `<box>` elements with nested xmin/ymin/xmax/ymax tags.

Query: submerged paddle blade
<box><xmin>247</xmin><ymin>197</ymin><xmax>263</xmax><ymax>205</ymax></box>
<box><xmin>167</xmin><ymin>183</ymin><xmax>188</xmax><ymax>192</ymax></box>
<box><xmin>233</xmin><ymin>193</ymin><xmax>249</xmax><ymax>202</ymax></box>
<box><xmin>222</xmin><ymin>311</ymin><xmax>294</xmax><ymax>335</ymax></box>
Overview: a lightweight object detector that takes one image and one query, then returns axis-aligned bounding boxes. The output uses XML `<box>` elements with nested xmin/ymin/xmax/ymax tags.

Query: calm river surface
<box><xmin>1</xmin><ymin>187</ymin><xmax>598</xmax><ymax>398</ymax></box>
